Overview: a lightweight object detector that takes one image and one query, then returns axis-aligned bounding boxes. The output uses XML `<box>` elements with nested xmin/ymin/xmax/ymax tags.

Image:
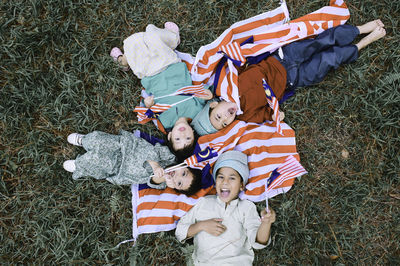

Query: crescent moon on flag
<box><xmin>198</xmin><ymin>149</ymin><xmax>211</xmax><ymax>158</ymax></box>
<box><xmin>265</xmin><ymin>88</ymin><xmax>271</xmax><ymax>97</ymax></box>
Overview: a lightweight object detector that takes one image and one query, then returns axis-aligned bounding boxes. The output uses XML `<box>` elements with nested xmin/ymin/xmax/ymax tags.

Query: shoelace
<box><xmin>76</xmin><ymin>135</ymin><xmax>83</xmax><ymax>146</ymax></box>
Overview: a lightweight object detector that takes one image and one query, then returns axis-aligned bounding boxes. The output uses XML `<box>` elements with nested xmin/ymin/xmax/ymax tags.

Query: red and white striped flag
<box><xmin>266</xmin><ymin>155</ymin><xmax>308</xmax><ymax>193</ymax></box>
<box><xmin>184</xmin><ymin>142</ymin><xmax>224</xmax><ymax>167</ymax></box>
<box><xmin>263</xmin><ymin>79</ymin><xmax>282</xmax><ymax>135</ymax></box>
<box><xmin>220</xmin><ymin>41</ymin><xmax>246</xmax><ymax>64</ymax></box>
<box><xmin>264</xmin><ymin>155</ymin><xmax>307</xmax><ymax>211</ymax></box>
<box><xmin>174</xmin><ymin>84</ymin><xmax>211</xmax><ymax>98</ymax></box>
<box><xmin>127</xmin><ymin>0</ymin><xmax>348</xmax><ymax>241</ymax></box>
<box><xmin>176</xmin><ymin>0</ymin><xmax>350</xmax><ymax>115</ymax></box>
<box><xmin>133</xmin><ymin>103</ymin><xmax>172</xmax><ymax>123</ymax></box>
<box><xmin>130</xmin><ymin>120</ymin><xmax>303</xmax><ymax>239</ymax></box>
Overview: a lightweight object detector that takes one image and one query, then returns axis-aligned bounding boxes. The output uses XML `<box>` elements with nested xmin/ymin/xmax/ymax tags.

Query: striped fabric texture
<box><xmin>131</xmin><ymin>120</ymin><xmax>302</xmax><ymax>238</ymax></box>
<box><xmin>130</xmin><ymin>0</ymin><xmax>350</xmax><ymax>239</ymax></box>
<box><xmin>176</xmin><ymin>0</ymin><xmax>349</xmax><ymax>114</ymax></box>
<box><xmin>134</xmin><ymin>103</ymin><xmax>173</xmax><ymax>123</ymax></box>
<box><xmin>263</xmin><ymin>78</ymin><xmax>283</xmax><ymax>135</ymax></box>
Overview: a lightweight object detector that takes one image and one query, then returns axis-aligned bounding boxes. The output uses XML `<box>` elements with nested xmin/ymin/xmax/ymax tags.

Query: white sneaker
<box><xmin>63</xmin><ymin>160</ymin><xmax>76</xmax><ymax>172</ymax></box>
<box><xmin>67</xmin><ymin>133</ymin><xmax>84</xmax><ymax>146</ymax></box>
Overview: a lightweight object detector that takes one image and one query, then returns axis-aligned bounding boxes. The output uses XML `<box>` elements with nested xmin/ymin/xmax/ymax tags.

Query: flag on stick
<box><xmin>153</xmin><ymin>84</ymin><xmax>211</xmax><ymax>100</ymax></box>
<box><xmin>133</xmin><ymin>103</ymin><xmax>172</xmax><ymax>124</ymax></box>
<box><xmin>265</xmin><ymin>155</ymin><xmax>307</xmax><ymax>211</ymax></box>
<box><xmin>262</xmin><ymin>79</ymin><xmax>283</xmax><ymax>135</ymax></box>
<box><xmin>150</xmin><ymin>144</ymin><xmax>223</xmax><ymax>178</ymax></box>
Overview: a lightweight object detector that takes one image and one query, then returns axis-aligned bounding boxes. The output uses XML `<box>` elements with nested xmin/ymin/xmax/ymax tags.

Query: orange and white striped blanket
<box><xmin>131</xmin><ymin>120</ymin><xmax>302</xmax><ymax>238</ymax></box>
<box><xmin>129</xmin><ymin>0</ymin><xmax>350</xmax><ymax>240</ymax></box>
<box><xmin>176</xmin><ymin>0</ymin><xmax>349</xmax><ymax>114</ymax></box>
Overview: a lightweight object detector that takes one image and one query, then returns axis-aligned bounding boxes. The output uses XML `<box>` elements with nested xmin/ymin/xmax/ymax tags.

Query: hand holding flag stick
<box><xmin>264</xmin><ymin>155</ymin><xmax>308</xmax><ymax>212</ymax></box>
<box><xmin>149</xmin><ymin>143</ymin><xmax>224</xmax><ymax>178</ymax></box>
<box><xmin>134</xmin><ymin>85</ymin><xmax>213</xmax><ymax>124</ymax></box>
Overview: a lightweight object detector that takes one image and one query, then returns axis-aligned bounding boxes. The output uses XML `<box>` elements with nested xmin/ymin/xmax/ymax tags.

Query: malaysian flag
<box><xmin>174</xmin><ymin>84</ymin><xmax>211</xmax><ymax>98</ymax></box>
<box><xmin>125</xmin><ymin>0</ymin><xmax>349</xmax><ymax>242</ymax></box>
<box><xmin>185</xmin><ymin>147</ymin><xmax>217</xmax><ymax>167</ymax></box>
<box><xmin>164</xmin><ymin>143</ymin><xmax>224</xmax><ymax>174</ymax></box>
<box><xmin>153</xmin><ymin>84</ymin><xmax>211</xmax><ymax>100</ymax></box>
<box><xmin>133</xmin><ymin>103</ymin><xmax>172</xmax><ymax>124</ymax></box>
<box><xmin>263</xmin><ymin>79</ymin><xmax>283</xmax><ymax>135</ymax></box>
<box><xmin>265</xmin><ymin>155</ymin><xmax>308</xmax><ymax>210</ymax></box>
<box><xmin>129</xmin><ymin>120</ymin><xmax>303</xmax><ymax>240</ymax></box>
<box><xmin>176</xmin><ymin>0</ymin><xmax>350</xmax><ymax>115</ymax></box>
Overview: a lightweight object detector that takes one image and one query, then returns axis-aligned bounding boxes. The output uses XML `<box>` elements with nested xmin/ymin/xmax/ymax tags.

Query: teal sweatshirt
<box><xmin>141</xmin><ymin>62</ymin><xmax>209</xmax><ymax>130</ymax></box>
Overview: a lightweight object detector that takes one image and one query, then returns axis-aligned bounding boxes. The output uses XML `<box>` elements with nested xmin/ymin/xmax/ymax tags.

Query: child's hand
<box><xmin>199</xmin><ymin>218</ymin><xmax>227</xmax><ymax>236</ymax></box>
<box><xmin>260</xmin><ymin>208</ymin><xmax>276</xmax><ymax>224</ymax></box>
<box><xmin>197</xmin><ymin>90</ymin><xmax>214</xmax><ymax>101</ymax></box>
<box><xmin>272</xmin><ymin>111</ymin><xmax>285</xmax><ymax>121</ymax></box>
<box><xmin>148</xmin><ymin>160</ymin><xmax>165</xmax><ymax>184</ymax></box>
<box><xmin>144</xmin><ymin>95</ymin><xmax>155</xmax><ymax>108</ymax></box>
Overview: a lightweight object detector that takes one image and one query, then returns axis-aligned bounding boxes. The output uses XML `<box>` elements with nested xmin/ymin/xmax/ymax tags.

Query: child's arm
<box><xmin>256</xmin><ymin>208</ymin><xmax>276</xmax><ymax>245</ymax></box>
<box><xmin>176</xmin><ymin>198</ymin><xmax>225</xmax><ymax>242</ymax></box>
<box><xmin>187</xmin><ymin>218</ymin><xmax>226</xmax><ymax>238</ymax></box>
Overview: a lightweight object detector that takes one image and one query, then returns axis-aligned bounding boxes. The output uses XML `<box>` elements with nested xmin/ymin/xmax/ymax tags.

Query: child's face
<box><xmin>168</xmin><ymin>118</ymin><xmax>194</xmax><ymax>151</ymax></box>
<box><xmin>215</xmin><ymin>167</ymin><xmax>243</xmax><ymax>204</ymax></box>
<box><xmin>165</xmin><ymin>167</ymin><xmax>193</xmax><ymax>191</ymax></box>
<box><xmin>209</xmin><ymin>101</ymin><xmax>237</xmax><ymax>130</ymax></box>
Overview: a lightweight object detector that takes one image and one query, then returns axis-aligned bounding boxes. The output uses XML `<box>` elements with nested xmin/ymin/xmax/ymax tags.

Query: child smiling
<box><xmin>175</xmin><ymin>150</ymin><xmax>276</xmax><ymax>265</ymax></box>
<box><xmin>62</xmin><ymin>118</ymin><xmax>203</xmax><ymax>195</ymax></box>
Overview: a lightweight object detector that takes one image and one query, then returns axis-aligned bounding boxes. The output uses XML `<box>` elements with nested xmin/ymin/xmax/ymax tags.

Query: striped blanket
<box><xmin>177</xmin><ymin>0</ymin><xmax>349</xmax><ymax>114</ymax></box>
<box><xmin>129</xmin><ymin>0</ymin><xmax>350</xmax><ymax>240</ymax></box>
<box><xmin>131</xmin><ymin>120</ymin><xmax>302</xmax><ymax>238</ymax></box>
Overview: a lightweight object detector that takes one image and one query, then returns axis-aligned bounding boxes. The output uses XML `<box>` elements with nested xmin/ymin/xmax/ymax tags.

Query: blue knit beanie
<box><xmin>212</xmin><ymin>150</ymin><xmax>249</xmax><ymax>184</ymax></box>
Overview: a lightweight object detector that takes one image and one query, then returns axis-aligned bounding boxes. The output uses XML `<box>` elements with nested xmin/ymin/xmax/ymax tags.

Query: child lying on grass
<box><xmin>63</xmin><ymin>118</ymin><xmax>202</xmax><ymax>196</ymax></box>
<box><xmin>191</xmin><ymin>20</ymin><xmax>386</xmax><ymax>135</ymax></box>
<box><xmin>175</xmin><ymin>150</ymin><xmax>276</xmax><ymax>265</ymax></box>
<box><xmin>110</xmin><ymin>22</ymin><xmax>213</xmax><ymax>131</ymax></box>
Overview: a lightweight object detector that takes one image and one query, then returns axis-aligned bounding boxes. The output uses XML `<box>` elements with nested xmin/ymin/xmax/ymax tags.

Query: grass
<box><xmin>1</xmin><ymin>0</ymin><xmax>399</xmax><ymax>264</ymax></box>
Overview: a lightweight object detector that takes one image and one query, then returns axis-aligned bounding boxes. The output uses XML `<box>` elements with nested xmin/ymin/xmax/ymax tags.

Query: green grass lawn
<box><xmin>1</xmin><ymin>0</ymin><xmax>399</xmax><ymax>264</ymax></box>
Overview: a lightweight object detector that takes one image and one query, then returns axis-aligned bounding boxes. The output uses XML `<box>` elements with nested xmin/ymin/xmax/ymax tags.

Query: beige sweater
<box><xmin>123</xmin><ymin>24</ymin><xmax>181</xmax><ymax>79</ymax></box>
<box><xmin>176</xmin><ymin>195</ymin><xmax>268</xmax><ymax>266</ymax></box>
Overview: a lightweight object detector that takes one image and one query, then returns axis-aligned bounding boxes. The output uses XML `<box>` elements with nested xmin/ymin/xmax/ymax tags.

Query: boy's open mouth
<box><xmin>219</xmin><ymin>188</ymin><xmax>230</xmax><ymax>198</ymax></box>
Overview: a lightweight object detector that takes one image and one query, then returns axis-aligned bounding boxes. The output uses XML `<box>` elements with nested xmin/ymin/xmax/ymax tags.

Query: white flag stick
<box><xmin>149</xmin><ymin>162</ymin><xmax>187</xmax><ymax>178</ymax></box>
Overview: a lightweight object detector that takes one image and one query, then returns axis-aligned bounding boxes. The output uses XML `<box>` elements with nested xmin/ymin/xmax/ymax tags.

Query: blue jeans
<box><xmin>276</xmin><ymin>24</ymin><xmax>359</xmax><ymax>89</ymax></box>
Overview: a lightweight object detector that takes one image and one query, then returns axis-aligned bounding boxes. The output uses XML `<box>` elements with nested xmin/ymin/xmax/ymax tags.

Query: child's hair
<box><xmin>174</xmin><ymin>167</ymin><xmax>203</xmax><ymax>196</ymax></box>
<box><xmin>166</xmin><ymin>131</ymin><xmax>199</xmax><ymax>162</ymax></box>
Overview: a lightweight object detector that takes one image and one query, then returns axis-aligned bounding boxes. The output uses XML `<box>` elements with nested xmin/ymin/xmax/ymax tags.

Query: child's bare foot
<box><xmin>357</xmin><ymin>19</ymin><xmax>384</xmax><ymax>34</ymax></box>
<box><xmin>356</xmin><ymin>26</ymin><xmax>386</xmax><ymax>50</ymax></box>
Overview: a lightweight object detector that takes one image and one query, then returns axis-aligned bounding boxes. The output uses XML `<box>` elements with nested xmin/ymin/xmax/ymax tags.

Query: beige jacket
<box><xmin>123</xmin><ymin>24</ymin><xmax>180</xmax><ymax>79</ymax></box>
<box><xmin>176</xmin><ymin>195</ymin><xmax>269</xmax><ymax>266</ymax></box>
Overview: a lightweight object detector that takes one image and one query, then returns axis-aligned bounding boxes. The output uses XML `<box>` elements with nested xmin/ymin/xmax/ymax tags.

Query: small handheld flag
<box><xmin>157</xmin><ymin>143</ymin><xmax>224</xmax><ymax>177</ymax></box>
<box><xmin>265</xmin><ymin>155</ymin><xmax>307</xmax><ymax>211</ymax></box>
<box><xmin>133</xmin><ymin>103</ymin><xmax>173</xmax><ymax>124</ymax></box>
<box><xmin>262</xmin><ymin>79</ymin><xmax>283</xmax><ymax>135</ymax></box>
<box><xmin>153</xmin><ymin>84</ymin><xmax>211</xmax><ymax>100</ymax></box>
<box><xmin>184</xmin><ymin>146</ymin><xmax>219</xmax><ymax>166</ymax></box>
